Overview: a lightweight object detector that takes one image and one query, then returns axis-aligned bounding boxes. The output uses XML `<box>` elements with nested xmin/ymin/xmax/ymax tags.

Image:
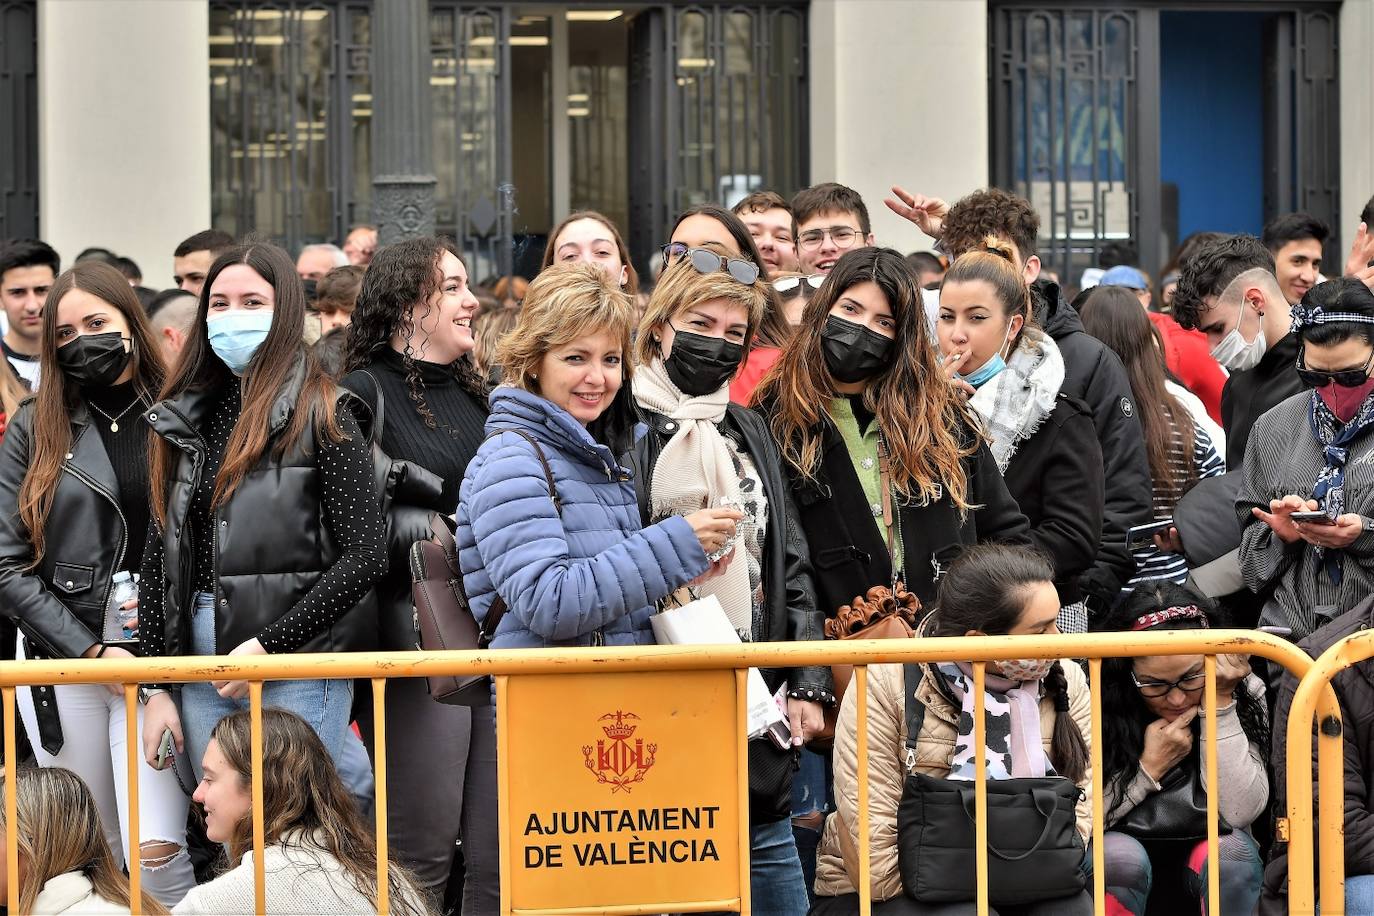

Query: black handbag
<box><xmin>1113</xmin><ymin>752</ymin><xmax>1232</xmax><ymax>844</ymax></box>
<box><xmin>895</xmin><ymin>663</ymin><xmax>1087</xmax><ymax>905</ymax></box>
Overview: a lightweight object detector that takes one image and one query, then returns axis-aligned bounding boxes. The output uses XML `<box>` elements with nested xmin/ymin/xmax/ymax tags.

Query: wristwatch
<box><xmin>138</xmin><ymin>687</ymin><xmax>169</xmax><ymax>705</ymax></box>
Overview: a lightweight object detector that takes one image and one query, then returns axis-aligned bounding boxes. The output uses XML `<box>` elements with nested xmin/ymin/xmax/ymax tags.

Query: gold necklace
<box><xmin>88</xmin><ymin>395</ymin><xmax>147</xmax><ymax>433</ymax></box>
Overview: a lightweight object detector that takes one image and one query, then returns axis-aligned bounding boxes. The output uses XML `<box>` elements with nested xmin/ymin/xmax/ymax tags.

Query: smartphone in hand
<box><xmin>155</xmin><ymin>729</ymin><xmax>175</xmax><ymax>770</ymax></box>
<box><xmin>1290</xmin><ymin>510</ymin><xmax>1336</xmax><ymax>526</ymax></box>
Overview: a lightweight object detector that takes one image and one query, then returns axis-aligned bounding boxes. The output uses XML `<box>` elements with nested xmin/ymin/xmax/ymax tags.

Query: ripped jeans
<box><xmin>1102</xmin><ymin>830</ymin><xmax>1262</xmax><ymax>915</ymax></box>
<box><xmin>16</xmin><ymin>640</ymin><xmax>197</xmax><ymax>908</ymax></box>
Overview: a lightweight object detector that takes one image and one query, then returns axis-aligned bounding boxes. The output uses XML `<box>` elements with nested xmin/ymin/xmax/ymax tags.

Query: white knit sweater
<box><xmin>172</xmin><ymin>835</ymin><xmax>424</xmax><ymax>916</ymax></box>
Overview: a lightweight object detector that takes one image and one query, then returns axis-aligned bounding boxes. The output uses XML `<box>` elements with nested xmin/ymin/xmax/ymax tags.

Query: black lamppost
<box><xmin>371</xmin><ymin>0</ymin><xmax>436</xmax><ymax>244</ymax></box>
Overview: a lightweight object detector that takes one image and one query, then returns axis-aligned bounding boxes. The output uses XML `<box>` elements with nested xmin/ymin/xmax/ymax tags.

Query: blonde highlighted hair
<box><xmin>0</xmin><ymin>768</ymin><xmax>170</xmax><ymax>915</ymax></box>
<box><xmin>497</xmin><ymin>262</ymin><xmax>636</xmax><ymax>391</ymax></box>
<box><xmin>941</xmin><ymin>235</ymin><xmax>1037</xmax><ymax>348</ymax></box>
<box><xmin>634</xmin><ymin>252</ymin><xmax>769</xmax><ymax>366</ymax></box>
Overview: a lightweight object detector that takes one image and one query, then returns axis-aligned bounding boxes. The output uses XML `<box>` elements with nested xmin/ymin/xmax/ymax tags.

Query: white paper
<box><xmin>652</xmin><ymin>594</ymin><xmax>787</xmax><ymax>739</ymax></box>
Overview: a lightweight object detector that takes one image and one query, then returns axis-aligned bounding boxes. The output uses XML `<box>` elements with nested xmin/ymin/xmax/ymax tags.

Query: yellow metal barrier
<box><xmin>1281</xmin><ymin>627</ymin><xmax>1374</xmax><ymax>916</ymax></box>
<box><xmin>0</xmin><ymin>630</ymin><xmax>1337</xmax><ymax>915</ymax></box>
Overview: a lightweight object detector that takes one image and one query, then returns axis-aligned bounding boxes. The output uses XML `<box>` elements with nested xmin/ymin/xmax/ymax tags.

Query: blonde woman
<box><xmin>0</xmin><ymin>767</ymin><xmax>170</xmax><ymax>915</ymax></box>
<box><xmin>173</xmin><ymin>708</ymin><xmax>431</xmax><ymax>915</ymax></box>
<box><xmin>455</xmin><ymin>262</ymin><xmax>735</xmax><ymax>914</ymax></box>
<box><xmin>628</xmin><ymin>247</ymin><xmax>830</xmax><ymax>913</ymax></box>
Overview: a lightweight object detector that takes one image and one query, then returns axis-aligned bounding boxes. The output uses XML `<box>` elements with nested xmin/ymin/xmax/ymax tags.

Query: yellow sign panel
<box><xmin>498</xmin><ymin>669</ymin><xmax>745</xmax><ymax>914</ymax></box>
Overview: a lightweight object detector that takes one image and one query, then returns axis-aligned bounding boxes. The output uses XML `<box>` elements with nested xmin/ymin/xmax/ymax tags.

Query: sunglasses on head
<box><xmin>773</xmin><ymin>274</ymin><xmax>825</xmax><ymax>295</ymax></box>
<box><xmin>661</xmin><ymin>243</ymin><xmax>761</xmax><ymax>286</ymax></box>
<box><xmin>1297</xmin><ymin>351</ymin><xmax>1374</xmax><ymax>388</ymax></box>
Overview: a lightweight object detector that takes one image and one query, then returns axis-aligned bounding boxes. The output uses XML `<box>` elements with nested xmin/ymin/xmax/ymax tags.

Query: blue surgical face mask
<box><xmin>207</xmin><ymin>311</ymin><xmax>274</xmax><ymax>374</ymax></box>
<box><xmin>957</xmin><ymin>318</ymin><xmax>1014</xmax><ymax>389</ymax></box>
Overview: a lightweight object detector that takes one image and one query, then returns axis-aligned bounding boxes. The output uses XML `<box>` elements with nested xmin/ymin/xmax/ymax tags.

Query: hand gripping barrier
<box><xmin>0</xmin><ymin>629</ymin><xmax>1341</xmax><ymax>915</ymax></box>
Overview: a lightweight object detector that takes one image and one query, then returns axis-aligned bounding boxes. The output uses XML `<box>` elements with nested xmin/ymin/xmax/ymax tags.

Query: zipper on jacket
<box><xmin>62</xmin><ymin>463</ymin><xmax>128</xmax><ymax>614</ymax></box>
<box><xmin>155</xmin><ymin>400</ymin><xmax>211</xmax><ymax>650</ymax></box>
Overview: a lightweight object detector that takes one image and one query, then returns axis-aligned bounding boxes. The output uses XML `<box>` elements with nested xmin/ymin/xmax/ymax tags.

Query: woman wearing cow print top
<box><xmin>137</xmin><ymin>242</ymin><xmax>385</xmax><ymax>780</ymax></box>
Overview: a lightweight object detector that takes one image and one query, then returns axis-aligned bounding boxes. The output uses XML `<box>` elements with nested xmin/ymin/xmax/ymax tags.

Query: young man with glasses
<box><xmin>791</xmin><ymin>183</ymin><xmax>875</xmax><ymax>275</ymax></box>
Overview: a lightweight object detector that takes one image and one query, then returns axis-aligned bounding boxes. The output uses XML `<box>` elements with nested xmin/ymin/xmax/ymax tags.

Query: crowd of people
<box><xmin>2</xmin><ymin>181</ymin><xmax>1374</xmax><ymax>916</ymax></box>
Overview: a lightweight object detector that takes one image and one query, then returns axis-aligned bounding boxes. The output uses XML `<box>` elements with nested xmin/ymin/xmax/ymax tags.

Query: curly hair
<box><xmin>1096</xmin><ymin>584</ymin><xmax>1270</xmax><ymax>823</ymax></box>
<box><xmin>941</xmin><ymin>188</ymin><xmax>1040</xmax><ymax>266</ymax></box>
<box><xmin>1172</xmin><ymin>234</ymin><xmax>1275</xmax><ymax>331</ymax></box>
<box><xmin>343</xmin><ymin>236</ymin><xmax>486</xmax><ymax>430</ymax></box>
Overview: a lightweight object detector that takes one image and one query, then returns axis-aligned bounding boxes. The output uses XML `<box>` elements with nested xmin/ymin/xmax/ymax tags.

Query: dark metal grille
<box><xmin>209</xmin><ymin>1</ymin><xmax>807</xmax><ymax>276</ymax></box>
<box><xmin>429</xmin><ymin>3</ymin><xmax>513</xmax><ymax>284</ymax></box>
<box><xmin>209</xmin><ymin>1</ymin><xmax>371</xmax><ymax>252</ymax></box>
<box><xmin>0</xmin><ymin>0</ymin><xmax>38</xmax><ymax>239</ymax></box>
<box><xmin>631</xmin><ymin>2</ymin><xmax>808</xmax><ymax>271</ymax></box>
<box><xmin>991</xmin><ymin>5</ymin><xmax>1154</xmax><ymax>289</ymax></box>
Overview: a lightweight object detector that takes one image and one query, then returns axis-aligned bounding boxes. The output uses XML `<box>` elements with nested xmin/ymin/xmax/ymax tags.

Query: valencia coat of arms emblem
<box><xmin>583</xmin><ymin>710</ymin><xmax>657</xmax><ymax>793</ymax></box>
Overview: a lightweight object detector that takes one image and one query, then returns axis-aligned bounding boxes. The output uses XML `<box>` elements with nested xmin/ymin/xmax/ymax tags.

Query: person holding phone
<box><xmin>1238</xmin><ymin>278</ymin><xmax>1374</xmax><ymax>641</ymax></box>
<box><xmin>0</xmin><ymin>262</ymin><xmax>195</xmax><ymax>906</ymax></box>
<box><xmin>627</xmin><ymin>245</ymin><xmax>829</xmax><ymax>914</ymax></box>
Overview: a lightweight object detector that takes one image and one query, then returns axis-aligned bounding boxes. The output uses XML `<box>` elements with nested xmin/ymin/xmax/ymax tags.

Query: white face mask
<box><xmin>1208</xmin><ymin>269</ymin><xmax>1275</xmax><ymax>372</ymax></box>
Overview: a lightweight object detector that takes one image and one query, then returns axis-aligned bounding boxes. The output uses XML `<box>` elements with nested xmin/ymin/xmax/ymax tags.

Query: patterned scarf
<box><xmin>936</xmin><ymin>662</ymin><xmax>1054</xmax><ymax>780</ymax></box>
<box><xmin>1307</xmin><ymin>388</ymin><xmax>1374</xmax><ymax>584</ymax></box>
<box><xmin>967</xmin><ymin>327</ymin><xmax>1064</xmax><ymax>473</ymax></box>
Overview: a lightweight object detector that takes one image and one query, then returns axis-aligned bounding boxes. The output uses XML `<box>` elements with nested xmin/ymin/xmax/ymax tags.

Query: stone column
<box><xmin>371</xmin><ymin>0</ymin><xmax>436</xmax><ymax>244</ymax></box>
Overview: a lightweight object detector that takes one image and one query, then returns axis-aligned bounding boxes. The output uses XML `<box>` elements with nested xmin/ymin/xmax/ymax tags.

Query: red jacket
<box><xmin>729</xmin><ymin>346</ymin><xmax>781</xmax><ymax>406</ymax></box>
<box><xmin>1148</xmin><ymin>312</ymin><xmax>1225</xmax><ymax>424</ymax></box>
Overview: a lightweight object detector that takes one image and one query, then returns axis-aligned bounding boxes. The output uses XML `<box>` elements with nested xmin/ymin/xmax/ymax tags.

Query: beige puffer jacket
<box><xmin>812</xmin><ymin>657</ymin><xmax>1094</xmax><ymax>902</ymax></box>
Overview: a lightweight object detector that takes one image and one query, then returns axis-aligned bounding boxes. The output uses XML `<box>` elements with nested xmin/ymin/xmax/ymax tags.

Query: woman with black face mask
<box><xmin>755</xmin><ymin>246</ymin><xmax>1031</xmax><ymax>616</ymax></box>
<box><xmin>0</xmin><ymin>262</ymin><xmax>198</xmax><ymax>907</ymax></box>
<box><xmin>627</xmin><ymin>245</ymin><xmax>831</xmax><ymax>916</ymax></box>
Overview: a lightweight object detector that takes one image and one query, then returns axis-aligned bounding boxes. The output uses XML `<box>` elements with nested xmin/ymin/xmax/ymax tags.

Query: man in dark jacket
<box><xmin>1173</xmin><ymin>234</ymin><xmax>1302</xmax><ymax>470</ymax></box>
<box><xmin>1263</xmin><ymin>593</ymin><xmax>1374</xmax><ymax>915</ymax></box>
<box><xmin>892</xmin><ymin>187</ymin><xmax>1152</xmax><ymax>614</ymax></box>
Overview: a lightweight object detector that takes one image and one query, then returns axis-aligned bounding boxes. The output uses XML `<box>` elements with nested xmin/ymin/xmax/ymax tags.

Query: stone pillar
<box><xmin>371</xmin><ymin>0</ymin><xmax>436</xmax><ymax>244</ymax></box>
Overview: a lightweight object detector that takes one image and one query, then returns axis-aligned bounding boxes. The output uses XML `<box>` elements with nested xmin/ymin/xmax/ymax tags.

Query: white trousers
<box><xmin>16</xmin><ymin>640</ymin><xmax>197</xmax><ymax>907</ymax></box>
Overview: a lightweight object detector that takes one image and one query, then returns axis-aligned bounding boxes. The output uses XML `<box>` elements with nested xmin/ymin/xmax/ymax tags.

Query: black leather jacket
<box><xmin>146</xmin><ymin>363</ymin><xmax>381</xmax><ymax>657</ymax></box>
<box><xmin>0</xmin><ymin>399</ymin><xmax>129</xmax><ymax>661</ymax></box>
<box><xmin>0</xmin><ymin>399</ymin><xmax>138</xmax><ymax>753</ymax></box>
<box><xmin>627</xmin><ymin>402</ymin><xmax>832</xmax><ymax>825</ymax></box>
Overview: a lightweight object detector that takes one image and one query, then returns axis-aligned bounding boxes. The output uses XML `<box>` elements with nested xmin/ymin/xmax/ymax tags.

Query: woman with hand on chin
<box><xmin>138</xmin><ymin>243</ymin><xmax>386</xmax><ymax>778</ymax></box>
<box><xmin>627</xmin><ymin>246</ymin><xmax>830</xmax><ymax>914</ymax></box>
<box><xmin>0</xmin><ymin>262</ymin><xmax>195</xmax><ymax>907</ymax></box>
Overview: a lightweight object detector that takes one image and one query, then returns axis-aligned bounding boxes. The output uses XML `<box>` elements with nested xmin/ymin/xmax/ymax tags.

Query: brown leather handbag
<box><xmin>409</xmin><ymin>429</ymin><xmax>562</xmax><ymax>706</ymax></box>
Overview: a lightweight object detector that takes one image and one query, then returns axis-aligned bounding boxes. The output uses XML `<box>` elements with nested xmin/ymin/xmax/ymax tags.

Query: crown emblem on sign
<box><xmin>583</xmin><ymin>711</ymin><xmax>657</xmax><ymax>793</ymax></box>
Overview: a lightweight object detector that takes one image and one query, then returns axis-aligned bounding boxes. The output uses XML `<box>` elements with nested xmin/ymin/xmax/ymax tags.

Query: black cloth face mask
<box><xmin>663</xmin><ymin>329</ymin><xmax>744</xmax><ymax>397</ymax></box>
<box><xmin>820</xmin><ymin>314</ymin><xmax>895</xmax><ymax>384</ymax></box>
<box><xmin>56</xmin><ymin>331</ymin><xmax>132</xmax><ymax>388</ymax></box>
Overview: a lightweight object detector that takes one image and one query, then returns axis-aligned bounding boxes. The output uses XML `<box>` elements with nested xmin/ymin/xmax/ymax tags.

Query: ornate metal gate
<box><xmin>209</xmin><ymin>0</ymin><xmax>372</xmax><ymax>252</ymax></box>
<box><xmin>428</xmin><ymin>3</ymin><xmax>513</xmax><ymax>284</ymax></box>
<box><xmin>0</xmin><ymin>0</ymin><xmax>38</xmax><ymax>240</ymax></box>
<box><xmin>629</xmin><ymin>2</ymin><xmax>809</xmax><ymax>272</ymax></box>
<box><xmin>990</xmin><ymin>4</ymin><xmax>1158</xmax><ymax>289</ymax></box>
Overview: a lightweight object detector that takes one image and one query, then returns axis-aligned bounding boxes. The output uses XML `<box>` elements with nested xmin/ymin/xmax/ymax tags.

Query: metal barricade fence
<box><xmin>0</xmin><ymin>630</ymin><xmax>1343</xmax><ymax>916</ymax></box>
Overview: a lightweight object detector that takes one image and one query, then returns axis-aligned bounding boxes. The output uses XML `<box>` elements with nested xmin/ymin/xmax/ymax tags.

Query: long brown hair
<box><xmin>0</xmin><ymin>767</ymin><xmax>171</xmax><ymax>915</ymax></box>
<box><xmin>0</xmin><ymin>355</ymin><xmax>25</xmax><ymax>420</ymax></box>
<box><xmin>1079</xmin><ymin>285</ymin><xmax>1197</xmax><ymax>503</ymax></box>
<box><xmin>149</xmin><ymin>243</ymin><xmax>343</xmax><ymax>526</ymax></box>
<box><xmin>19</xmin><ymin>262</ymin><xmax>165</xmax><ymax>563</ymax></box>
<box><xmin>210</xmin><ymin>709</ymin><xmax>433</xmax><ymax>916</ymax></box>
<box><xmin>753</xmin><ymin>247</ymin><xmax>978</xmax><ymax>509</ymax></box>
<box><xmin>542</xmin><ymin>210</ymin><xmax>641</xmax><ymax>296</ymax></box>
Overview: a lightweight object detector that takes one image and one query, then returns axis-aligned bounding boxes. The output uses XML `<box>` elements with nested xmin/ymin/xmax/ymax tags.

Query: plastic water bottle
<box><xmin>109</xmin><ymin>571</ymin><xmax>139</xmax><ymax>642</ymax></box>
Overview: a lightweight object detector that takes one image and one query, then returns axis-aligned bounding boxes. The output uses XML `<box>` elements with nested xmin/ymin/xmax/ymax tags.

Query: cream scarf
<box><xmin>635</xmin><ymin>357</ymin><xmax>755</xmax><ymax>636</ymax></box>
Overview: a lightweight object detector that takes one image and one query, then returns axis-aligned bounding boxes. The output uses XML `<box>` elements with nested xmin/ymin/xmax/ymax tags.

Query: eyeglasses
<box><xmin>797</xmin><ymin>225</ymin><xmax>863</xmax><ymax>252</ymax></box>
<box><xmin>661</xmin><ymin>243</ymin><xmax>761</xmax><ymax>285</ymax></box>
<box><xmin>1297</xmin><ymin>351</ymin><xmax>1374</xmax><ymax>389</ymax></box>
<box><xmin>1130</xmin><ymin>671</ymin><xmax>1206</xmax><ymax>698</ymax></box>
<box><xmin>773</xmin><ymin>274</ymin><xmax>825</xmax><ymax>295</ymax></box>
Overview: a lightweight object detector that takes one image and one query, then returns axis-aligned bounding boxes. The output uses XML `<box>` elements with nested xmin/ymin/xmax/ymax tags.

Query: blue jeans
<box><xmin>1343</xmin><ymin>874</ymin><xmax>1374</xmax><ymax>913</ymax></box>
<box><xmin>178</xmin><ymin>593</ymin><xmax>353</xmax><ymax>778</ymax></box>
<box><xmin>793</xmin><ymin>747</ymin><xmax>833</xmax><ymax>904</ymax></box>
<box><xmin>747</xmin><ymin>818</ymin><xmax>812</xmax><ymax>915</ymax></box>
